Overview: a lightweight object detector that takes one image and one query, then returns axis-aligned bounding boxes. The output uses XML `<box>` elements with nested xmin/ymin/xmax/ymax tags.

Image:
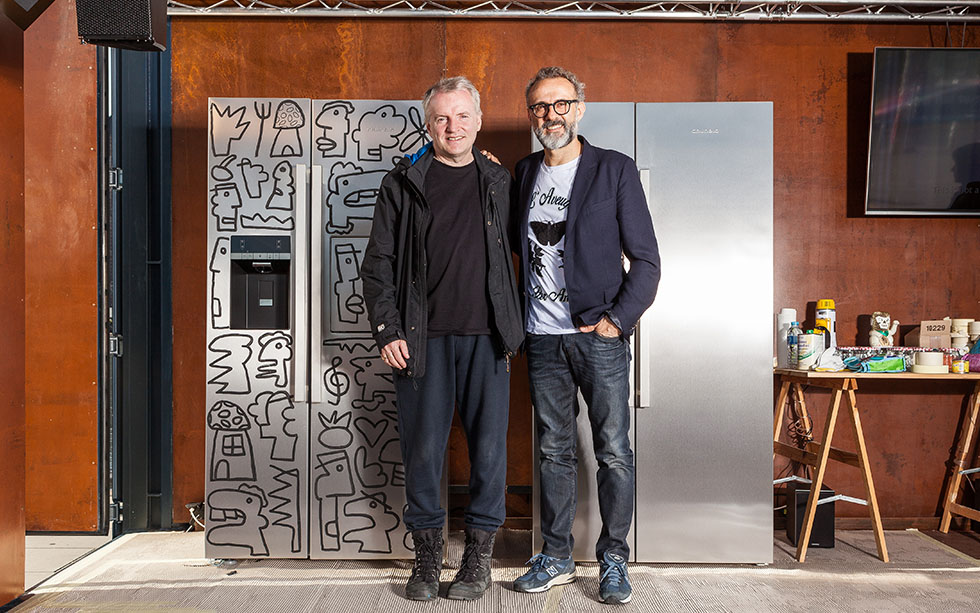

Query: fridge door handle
<box><xmin>293</xmin><ymin>163</ymin><xmax>310</xmax><ymax>403</ymax></box>
<box><xmin>635</xmin><ymin>167</ymin><xmax>653</xmax><ymax>410</ymax></box>
<box><xmin>310</xmin><ymin>164</ymin><xmax>323</xmax><ymax>404</ymax></box>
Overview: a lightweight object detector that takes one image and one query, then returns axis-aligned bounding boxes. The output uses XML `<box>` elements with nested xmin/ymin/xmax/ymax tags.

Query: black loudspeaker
<box><xmin>786</xmin><ymin>482</ymin><xmax>836</xmax><ymax>548</ymax></box>
<box><xmin>76</xmin><ymin>0</ymin><xmax>166</xmax><ymax>52</ymax></box>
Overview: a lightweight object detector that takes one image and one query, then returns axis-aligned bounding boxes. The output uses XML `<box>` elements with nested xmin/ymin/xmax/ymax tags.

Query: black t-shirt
<box><xmin>423</xmin><ymin>158</ymin><xmax>491</xmax><ymax>337</ymax></box>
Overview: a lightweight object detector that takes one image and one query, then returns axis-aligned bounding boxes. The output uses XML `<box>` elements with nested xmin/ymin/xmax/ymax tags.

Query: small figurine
<box><xmin>870</xmin><ymin>311</ymin><xmax>900</xmax><ymax>347</ymax></box>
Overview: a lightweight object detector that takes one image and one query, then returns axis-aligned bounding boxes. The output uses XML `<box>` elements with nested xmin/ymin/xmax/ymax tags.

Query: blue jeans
<box><xmin>526</xmin><ymin>331</ymin><xmax>634</xmax><ymax>560</ymax></box>
<box><xmin>394</xmin><ymin>335</ymin><xmax>509</xmax><ymax>532</ymax></box>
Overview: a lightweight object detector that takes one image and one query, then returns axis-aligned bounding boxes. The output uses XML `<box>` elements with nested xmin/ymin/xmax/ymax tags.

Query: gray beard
<box><xmin>533</xmin><ymin>118</ymin><xmax>578</xmax><ymax>150</ymax></box>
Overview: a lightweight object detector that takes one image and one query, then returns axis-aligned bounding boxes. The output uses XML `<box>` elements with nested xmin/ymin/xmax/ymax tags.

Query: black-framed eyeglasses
<box><xmin>527</xmin><ymin>99</ymin><xmax>578</xmax><ymax>118</ymax></box>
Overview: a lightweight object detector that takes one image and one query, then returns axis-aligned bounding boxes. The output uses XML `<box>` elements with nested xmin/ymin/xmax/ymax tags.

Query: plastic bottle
<box><xmin>788</xmin><ymin>321</ymin><xmax>803</xmax><ymax>369</ymax></box>
<box><xmin>815</xmin><ymin>299</ymin><xmax>837</xmax><ymax>348</ymax></box>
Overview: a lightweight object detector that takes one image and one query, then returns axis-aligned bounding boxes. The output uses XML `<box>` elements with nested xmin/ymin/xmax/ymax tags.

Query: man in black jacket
<box><xmin>512</xmin><ymin>67</ymin><xmax>661</xmax><ymax>605</ymax></box>
<box><xmin>360</xmin><ymin>76</ymin><xmax>523</xmax><ymax>602</ymax></box>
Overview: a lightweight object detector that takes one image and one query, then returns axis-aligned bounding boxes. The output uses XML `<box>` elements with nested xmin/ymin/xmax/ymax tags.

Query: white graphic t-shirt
<box><xmin>526</xmin><ymin>157</ymin><xmax>581</xmax><ymax>334</ymax></box>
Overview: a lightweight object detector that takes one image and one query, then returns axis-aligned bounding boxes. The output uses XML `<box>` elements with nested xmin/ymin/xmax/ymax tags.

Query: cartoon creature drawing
<box><xmin>208</xmin><ymin>400</ymin><xmax>256</xmax><ymax>482</ymax></box>
<box><xmin>350</xmin><ymin>355</ymin><xmax>394</xmax><ymax>412</ymax></box>
<box><xmin>342</xmin><ymin>491</ymin><xmax>400</xmax><ymax>554</ymax></box>
<box><xmin>870</xmin><ymin>311</ymin><xmax>900</xmax><ymax>347</ymax></box>
<box><xmin>318</xmin><ymin>410</ymin><xmax>354</xmax><ymax>449</ymax></box>
<box><xmin>265</xmin><ymin>161</ymin><xmax>295</xmax><ymax>211</ymax></box>
<box><xmin>257</xmin><ymin>331</ymin><xmax>292</xmax><ymax>388</ymax></box>
<box><xmin>270</xmin><ymin>100</ymin><xmax>305</xmax><ymax>158</ymax></box>
<box><xmin>315</xmin><ymin>101</ymin><xmax>354</xmax><ymax>158</ymax></box>
<box><xmin>399</xmin><ymin>106</ymin><xmax>430</xmax><ymax>153</ymax></box>
<box><xmin>206</xmin><ymin>484</ymin><xmax>270</xmax><ymax>556</ymax></box>
<box><xmin>323</xmin><ymin>356</ymin><xmax>351</xmax><ymax>406</ymax></box>
<box><xmin>314</xmin><ymin>450</ymin><xmax>355</xmax><ymax>552</ymax></box>
<box><xmin>211</xmin><ymin>182</ymin><xmax>243</xmax><ymax>232</ymax></box>
<box><xmin>351</xmin><ymin>105</ymin><xmax>406</xmax><ymax>162</ymax></box>
<box><xmin>246</xmin><ymin>391</ymin><xmax>298</xmax><ymax>462</ymax></box>
<box><xmin>238</xmin><ymin>158</ymin><xmax>269</xmax><ymax>199</ymax></box>
<box><xmin>268</xmin><ymin>465</ymin><xmax>302</xmax><ymax>554</ymax></box>
<box><xmin>209</xmin><ymin>237</ymin><xmax>230</xmax><ymax>329</ymax></box>
<box><xmin>207</xmin><ymin>334</ymin><xmax>253</xmax><ymax>395</ymax></box>
<box><xmin>210</xmin><ymin>104</ymin><xmax>250</xmax><ymax>157</ymax></box>
<box><xmin>325</xmin><ymin>162</ymin><xmax>387</xmax><ymax>234</ymax></box>
<box><xmin>334</xmin><ymin>243</ymin><xmax>365</xmax><ymax>325</ymax></box>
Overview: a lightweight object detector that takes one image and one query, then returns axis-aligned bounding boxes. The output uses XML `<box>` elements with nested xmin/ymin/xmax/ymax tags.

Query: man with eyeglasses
<box><xmin>512</xmin><ymin>66</ymin><xmax>661</xmax><ymax>605</ymax></box>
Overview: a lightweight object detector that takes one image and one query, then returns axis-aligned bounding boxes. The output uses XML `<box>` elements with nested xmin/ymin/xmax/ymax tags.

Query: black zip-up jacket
<box><xmin>360</xmin><ymin>146</ymin><xmax>524</xmax><ymax>378</ymax></box>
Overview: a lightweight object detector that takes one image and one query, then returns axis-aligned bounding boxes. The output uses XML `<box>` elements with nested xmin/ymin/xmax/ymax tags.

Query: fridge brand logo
<box><xmin>691</xmin><ymin>128</ymin><xmax>720</xmax><ymax>134</ymax></box>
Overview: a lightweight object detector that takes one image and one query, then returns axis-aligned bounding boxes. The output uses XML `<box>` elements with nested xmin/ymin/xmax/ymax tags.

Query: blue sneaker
<box><xmin>513</xmin><ymin>553</ymin><xmax>576</xmax><ymax>593</ymax></box>
<box><xmin>599</xmin><ymin>551</ymin><xmax>632</xmax><ymax>604</ymax></box>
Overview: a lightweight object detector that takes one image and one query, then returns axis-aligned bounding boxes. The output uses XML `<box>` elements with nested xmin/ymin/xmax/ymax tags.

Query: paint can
<box><xmin>797</xmin><ymin>333</ymin><xmax>824</xmax><ymax>370</ymax></box>
<box><xmin>952</xmin><ymin>360</ymin><xmax>969</xmax><ymax>374</ymax></box>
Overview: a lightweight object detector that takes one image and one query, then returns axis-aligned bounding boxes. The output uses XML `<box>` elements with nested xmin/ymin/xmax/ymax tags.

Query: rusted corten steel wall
<box><xmin>171</xmin><ymin>17</ymin><xmax>980</xmax><ymax>524</ymax></box>
<box><xmin>0</xmin><ymin>11</ymin><xmax>26</xmax><ymax>602</ymax></box>
<box><xmin>23</xmin><ymin>0</ymin><xmax>99</xmax><ymax>531</ymax></box>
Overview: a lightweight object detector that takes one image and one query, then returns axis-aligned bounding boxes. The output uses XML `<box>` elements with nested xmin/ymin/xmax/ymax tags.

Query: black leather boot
<box><xmin>446</xmin><ymin>527</ymin><xmax>496</xmax><ymax>600</ymax></box>
<box><xmin>406</xmin><ymin>528</ymin><xmax>443</xmax><ymax>601</ymax></box>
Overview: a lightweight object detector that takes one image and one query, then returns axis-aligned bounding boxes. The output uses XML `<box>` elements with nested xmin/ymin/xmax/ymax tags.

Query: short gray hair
<box><xmin>525</xmin><ymin>66</ymin><xmax>586</xmax><ymax>103</ymax></box>
<box><xmin>422</xmin><ymin>76</ymin><xmax>482</xmax><ymax>122</ymax></box>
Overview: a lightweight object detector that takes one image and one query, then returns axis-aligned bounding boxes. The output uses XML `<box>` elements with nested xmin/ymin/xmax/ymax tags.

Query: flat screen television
<box><xmin>866</xmin><ymin>47</ymin><xmax>980</xmax><ymax>216</ymax></box>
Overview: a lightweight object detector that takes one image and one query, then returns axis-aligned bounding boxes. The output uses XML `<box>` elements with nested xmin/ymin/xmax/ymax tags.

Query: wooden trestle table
<box><xmin>773</xmin><ymin>368</ymin><xmax>980</xmax><ymax>563</ymax></box>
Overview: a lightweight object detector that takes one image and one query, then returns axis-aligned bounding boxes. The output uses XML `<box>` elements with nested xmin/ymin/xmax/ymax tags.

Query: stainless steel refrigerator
<box><xmin>206</xmin><ymin>97</ymin><xmax>432</xmax><ymax>559</ymax></box>
<box><xmin>532</xmin><ymin>102</ymin><xmax>774</xmax><ymax>563</ymax></box>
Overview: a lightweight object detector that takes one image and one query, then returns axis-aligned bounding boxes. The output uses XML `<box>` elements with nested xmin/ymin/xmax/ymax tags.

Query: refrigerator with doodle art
<box><xmin>206</xmin><ymin>98</ymin><xmax>431</xmax><ymax>559</ymax></box>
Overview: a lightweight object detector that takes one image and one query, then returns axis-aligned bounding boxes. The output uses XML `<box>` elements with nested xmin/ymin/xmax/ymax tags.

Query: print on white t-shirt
<box><xmin>526</xmin><ymin>157</ymin><xmax>580</xmax><ymax>334</ymax></box>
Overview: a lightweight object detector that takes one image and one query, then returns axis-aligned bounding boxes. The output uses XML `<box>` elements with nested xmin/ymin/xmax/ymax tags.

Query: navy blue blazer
<box><xmin>515</xmin><ymin>136</ymin><xmax>661</xmax><ymax>335</ymax></box>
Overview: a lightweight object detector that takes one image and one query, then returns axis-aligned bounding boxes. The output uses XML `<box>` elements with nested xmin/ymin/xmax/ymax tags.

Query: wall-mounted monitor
<box><xmin>866</xmin><ymin>47</ymin><xmax>980</xmax><ymax>216</ymax></box>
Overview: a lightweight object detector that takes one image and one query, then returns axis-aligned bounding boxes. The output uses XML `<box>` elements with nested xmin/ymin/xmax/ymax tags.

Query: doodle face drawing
<box><xmin>351</xmin><ymin>105</ymin><xmax>406</xmax><ymax>162</ymax></box>
<box><xmin>266</xmin><ymin>160</ymin><xmax>295</xmax><ymax>211</ymax></box>
<box><xmin>334</xmin><ymin>243</ymin><xmax>365</xmax><ymax>325</ymax></box>
<box><xmin>325</xmin><ymin>162</ymin><xmax>387</xmax><ymax>234</ymax></box>
<box><xmin>314</xmin><ymin>450</ymin><xmax>355</xmax><ymax>552</ymax></box>
<box><xmin>207</xmin><ymin>484</ymin><xmax>270</xmax><ymax>556</ymax></box>
<box><xmin>350</xmin><ymin>355</ymin><xmax>395</xmax><ymax>412</ymax></box>
<box><xmin>210</xmin><ymin>104</ymin><xmax>250</xmax><ymax>157</ymax></box>
<box><xmin>315</xmin><ymin>101</ymin><xmax>354</xmax><ymax>158</ymax></box>
<box><xmin>342</xmin><ymin>491</ymin><xmax>400</xmax><ymax>554</ymax></box>
<box><xmin>257</xmin><ymin>331</ymin><xmax>292</xmax><ymax>388</ymax></box>
<box><xmin>247</xmin><ymin>391</ymin><xmax>298</xmax><ymax>463</ymax></box>
<box><xmin>208</xmin><ymin>400</ymin><xmax>256</xmax><ymax>482</ymax></box>
<box><xmin>209</xmin><ymin>237</ymin><xmax>230</xmax><ymax>329</ymax></box>
<box><xmin>211</xmin><ymin>183</ymin><xmax>243</xmax><ymax>232</ymax></box>
<box><xmin>270</xmin><ymin>100</ymin><xmax>306</xmax><ymax>158</ymax></box>
<box><xmin>207</xmin><ymin>334</ymin><xmax>253</xmax><ymax>395</ymax></box>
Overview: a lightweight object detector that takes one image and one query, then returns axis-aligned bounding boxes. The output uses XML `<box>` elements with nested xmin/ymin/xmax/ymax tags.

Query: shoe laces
<box><xmin>525</xmin><ymin>553</ymin><xmax>558</xmax><ymax>574</ymax></box>
<box><xmin>457</xmin><ymin>544</ymin><xmax>483</xmax><ymax>582</ymax></box>
<box><xmin>600</xmin><ymin>559</ymin><xmax>627</xmax><ymax>588</ymax></box>
<box><xmin>411</xmin><ymin>539</ymin><xmax>440</xmax><ymax>582</ymax></box>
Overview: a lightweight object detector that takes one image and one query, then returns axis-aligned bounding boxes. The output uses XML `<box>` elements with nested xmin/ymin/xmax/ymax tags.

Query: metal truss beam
<box><xmin>167</xmin><ymin>1</ymin><xmax>980</xmax><ymax>22</ymax></box>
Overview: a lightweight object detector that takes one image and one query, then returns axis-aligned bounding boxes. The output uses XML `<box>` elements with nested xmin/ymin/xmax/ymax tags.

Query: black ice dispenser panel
<box><xmin>230</xmin><ymin>235</ymin><xmax>291</xmax><ymax>330</ymax></box>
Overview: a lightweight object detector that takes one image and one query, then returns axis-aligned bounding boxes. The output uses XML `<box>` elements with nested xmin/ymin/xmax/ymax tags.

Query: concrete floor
<box><xmin>24</xmin><ymin>535</ymin><xmax>110</xmax><ymax>591</ymax></box>
<box><xmin>9</xmin><ymin>529</ymin><xmax>980</xmax><ymax>612</ymax></box>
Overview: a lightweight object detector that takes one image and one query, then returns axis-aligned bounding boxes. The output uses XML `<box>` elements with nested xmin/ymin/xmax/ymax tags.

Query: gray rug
<box><xmin>11</xmin><ymin>529</ymin><xmax>980</xmax><ymax>612</ymax></box>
